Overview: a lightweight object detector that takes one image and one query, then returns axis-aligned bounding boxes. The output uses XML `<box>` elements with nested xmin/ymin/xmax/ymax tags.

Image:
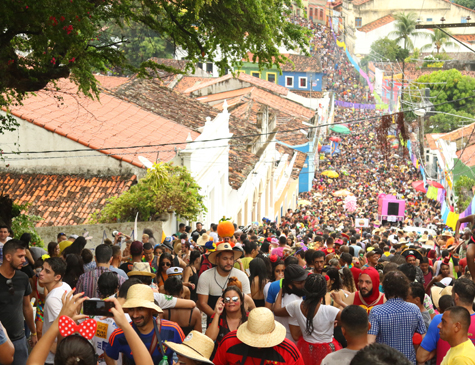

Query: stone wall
<box><xmin>36</xmin><ymin>221</ymin><xmax>163</xmax><ymax>250</ymax></box>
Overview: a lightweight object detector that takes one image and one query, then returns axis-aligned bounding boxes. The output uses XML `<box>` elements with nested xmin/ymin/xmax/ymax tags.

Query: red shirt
<box><xmin>213</xmin><ymin>332</ymin><xmax>304</xmax><ymax>365</ymax></box>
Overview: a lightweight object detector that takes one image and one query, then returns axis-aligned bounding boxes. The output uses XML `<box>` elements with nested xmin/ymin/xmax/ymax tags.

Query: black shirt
<box><xmin>0</xmin><ymin>270</ymin><xmax>32</xmax><ymax>341</ymax></box>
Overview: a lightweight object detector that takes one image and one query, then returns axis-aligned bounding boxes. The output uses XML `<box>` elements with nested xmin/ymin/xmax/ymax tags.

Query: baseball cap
<box><xmin>284</xmin><ymin>264</ymin><xmax>308</xmax><ymax>282</ymax></box>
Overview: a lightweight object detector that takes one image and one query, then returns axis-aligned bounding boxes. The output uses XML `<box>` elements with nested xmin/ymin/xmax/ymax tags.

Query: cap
<box><xmin>284</xmin><ymin>264</ymin><xmax>308</xmax><ymax>282</ymax></box>
<box><xmin>166</xmin><ymin>267</ymin><xmax>183</xmax><ymax>276</ymax></box>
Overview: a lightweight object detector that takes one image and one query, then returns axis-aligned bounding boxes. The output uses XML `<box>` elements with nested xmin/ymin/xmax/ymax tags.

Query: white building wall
<box><xmin>0</xmin><ymin>112</ymin><xmax>144</xmax><ymax>177</ymax></box>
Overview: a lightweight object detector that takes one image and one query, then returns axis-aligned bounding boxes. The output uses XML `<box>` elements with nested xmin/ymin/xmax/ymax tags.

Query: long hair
<box><xmin>270</xmin><ymin>259</ymin><xmax>285</xmax><ymax>281</ymax></box>
<box><xmin>326</xmin><ymin>267</ymin><xmax>342</xmax><ymax>291</ymax></box>
<box><xmin>157</xmin><ymin>252</ymin><xmax>173</xmax><ymax>284</ymax></box>
<box><xmin>340</xmin><ymin>266</ymin><xmax>356</xmax><ymax>293</ymax></box>
<box><xmin>222</xmin><ymin>285</ymin><xmax>247</xmax><ymax>324</ymax></box>
<box><xmin>63</xmin><ymin>254</ymin><xmax>84</xmax><ymax>289</ymax></box>
<box><xmin>249</xmin><ymin>257</ymin><xmax>267</xmax><ymax>292</ymax></box>
<box><xmin>302</xmin><ymin>274</ymin><xmax>327</xmax><ymax>335</ymax></box>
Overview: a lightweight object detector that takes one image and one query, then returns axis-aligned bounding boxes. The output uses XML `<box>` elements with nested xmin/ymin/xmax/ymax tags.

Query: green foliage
<box><xmin>408</xmin><ymin>69</ymin><xmax>475</xmax><ymax>133</ymax></box>
<box><xmin>426</xmin><ymin>110</ymin><xmax>474</xmax><ymax>133</ymax></box>
<box><xmin>454</xmin><ymin>176</ymin><xmax>475</xmax><ymax>212</ymax></box>
<box><xmin>452</xmin><ymin>0</ymin><xmax>475</xmax><ymax>8</ymax></box>
<box><xmin>92</xmin><ymin>163</ymin><xmax>207</xmax><ymax>223</ymax></box>
<box><xmin>11</xmin><ymin>203</ymin><xmax>44</xmax><ymax>248</ymax></box>
<box><xmin>405</xmin><ymin>48</ymin><xmax>420</xmax><ymax>63</ymax></box>
<box><xmin>1</xmin><ymin>0</ymin><xmax>311</xmax><ymax>132</ymax></box>
<box><xmin>389</xmin><ymin>12</ymin><xmax>424</xmax><ymax>51</ymax></box>
<box><xmin>360</xmin><ymin>37</ymin><xmax>408</xmax><ymax>67</ymax></box>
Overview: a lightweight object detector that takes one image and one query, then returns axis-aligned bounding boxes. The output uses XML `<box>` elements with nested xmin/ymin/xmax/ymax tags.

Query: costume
<box><xmin>352</xmin><ymin>267</ymin><xmax>384</xmax><ymax>313</ymax></box>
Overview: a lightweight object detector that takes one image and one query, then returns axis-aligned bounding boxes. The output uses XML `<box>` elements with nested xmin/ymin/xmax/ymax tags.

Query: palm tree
<box><xmin>389</xmin><ymin>12</ymin><xmax>424</xmax><ymax>103</ymax></box>
<box><xmin>421</xmin><ymin>29</ymin><xmax>458</xmax><ymax>54</ymax></box>
<box><xmin>389</xmin><ymin>12</ymin><xmax>424</xmax><ymax>51</ymax></box>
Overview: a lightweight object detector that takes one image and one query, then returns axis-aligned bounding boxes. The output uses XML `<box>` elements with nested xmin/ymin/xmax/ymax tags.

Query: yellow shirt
<box><xmin>441</xmin><ymin>340</ymin><xmax>475</xmax><ymax>365</ymax></box>
<box><xmin>234</xmin><ymin>257</ymin><xmax>253</xmax><ymax>272</ymax></box>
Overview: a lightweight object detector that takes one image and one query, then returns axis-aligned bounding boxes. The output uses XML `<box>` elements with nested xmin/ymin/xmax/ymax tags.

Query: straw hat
<box><xmin>122</xmin><ymin>284</ymin><xmax>163</xmax><ymax>313</ymax></box>
<box><xmin>127</xmin><ymin>262</ymin><xmax>156</xmax><ymax>278</ymax></box>
<box><xmin>431</xmin><ymin>286</ymin><xmax>453</xmax><ymax>308</ymax></box>
<box><xmin>208</xmin><ymin>242</ymin><xmax>241</xmax><ymax>265</ymax></box>
<box><xmin>196</xmin><ymin>233</ymin><xmax>212</xmax><ymax>246</ymax></box>
<box><xmin>166</xmin><ymin>331</ymin><xmax>214</xmax><ymax>365</ymax></box>
<box><xmin>237</xmin><ymin>307</ymin><xmax>286</xmax><ymax>348</ymax></box>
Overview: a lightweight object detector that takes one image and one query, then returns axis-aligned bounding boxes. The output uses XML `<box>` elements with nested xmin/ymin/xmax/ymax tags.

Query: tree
<box><xmin>421</xmin><ymin>29</ymin><xmax>458</xmax><ymax>54</ymax></box>
<box><xmin>453</xmin><ymin>0</ymin><xmax>475</xmax><ymax>8</ymax></box>
<box><xmin>91</xmin><ymin>163</ymin><xmax>207</xmax><ymax>223</ymax></box>
<box><xmin>454</xmin><ymin>176</ymin><xmax>475</xmax><ymax>212</ymax></box>
<box><xmin>0</xmin><ymin>0</ymin><xmax>310</xmax><ymax>132</ymax></box>
<box><xmin>360</xmin><ymin>37</ymin><xmax>409</xmax><ymax>68</ymax></box>
<box><xmin>426</xmin><ymin>110</ymin><xmax>474</xmax><ymax>133</ymax></box>
<box><xmin>389</xmin><ymin>12</ymin><xmax>424</xmax><ymax>51</ymax></box>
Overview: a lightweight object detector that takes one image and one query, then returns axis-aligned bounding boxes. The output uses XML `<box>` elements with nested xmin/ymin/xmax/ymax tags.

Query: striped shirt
<box><xmin>76</xmin><ymin>266</ymin><xmax>125</xmax><ymax>298</ymax></box>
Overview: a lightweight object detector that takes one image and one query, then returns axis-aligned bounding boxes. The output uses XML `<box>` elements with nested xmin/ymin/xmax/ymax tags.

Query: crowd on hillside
<box><xmin>0</xmin><ymin>14</ymin><xmax>475</xmax><ymax>365</ymax></box>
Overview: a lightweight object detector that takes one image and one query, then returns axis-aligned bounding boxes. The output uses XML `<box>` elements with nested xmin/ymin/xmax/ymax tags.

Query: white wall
<box><xmin>0</xmin><ymin>112</ymin><xmax>144</xmax><ymax>177</ymax></box>
<box><xmin>355</xmin><ymin>23</ymin><xmax>470</xmax><ymax>56</ymax></box>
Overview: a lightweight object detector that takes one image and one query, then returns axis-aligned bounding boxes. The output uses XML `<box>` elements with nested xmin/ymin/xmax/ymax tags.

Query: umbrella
<box><xmin>329</xmin><ymin>136</ymin><xmax>341</xmax><ymax>142</ymax></box>
<box><xmin>428</xmin><ymin>181</ymin><xmax>444</xmax><ymax>189</ymax></box>
<box><xmin>329</xmin><ymin>125</ymin><xmax>351</xmax><ymax>135</ymax></box>
<box><xmin>333</xmin><ymin>189</ymin><xmax>354</xmax><ymax>197</ymax></box>
<box><xmin>322</xmin><ymin>170</ymin><xmax>339</xmax><ymax>178</ymax></box>
<box><xmin>341</xmin><ymin>169</ymin><xmax>349</xmax><ymax>176</ymax></box>
<box><xmin>412</xmin><ymin>180</ymin><xmax>427</xmax><ymax>193</ymax></box>
<box><xmin>298</xmin><ymin>199</ymin><xmax>312</xmax><ymax>206</ymax></box>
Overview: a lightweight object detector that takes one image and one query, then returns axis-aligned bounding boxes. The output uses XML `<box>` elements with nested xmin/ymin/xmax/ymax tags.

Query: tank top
<box><xmin>187</xmin><ymin>266</ymin><xmax>198</xmax><ymax>302</ymax></box>
<box><xmin>36</xmin><ymin>279</ymin><xmax>45</xmax><ymax>295</ymax></box>
<box><xmin>167</xmin><ymin>308</ymin><xmax>194</xmax><ymax>336</ymax></box>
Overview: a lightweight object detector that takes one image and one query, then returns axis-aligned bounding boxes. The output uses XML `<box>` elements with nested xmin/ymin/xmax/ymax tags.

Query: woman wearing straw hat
<box><xmin>213</xmin><ymin>307</ymin><xmax>304</xmax><ymax>365</ymax></box>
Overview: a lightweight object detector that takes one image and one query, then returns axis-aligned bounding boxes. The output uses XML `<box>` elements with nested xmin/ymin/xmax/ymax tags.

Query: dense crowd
<box><xmin>0</xmin><ymin>15</ymin><xmax>474</xmax><ymax>365</ymax></box>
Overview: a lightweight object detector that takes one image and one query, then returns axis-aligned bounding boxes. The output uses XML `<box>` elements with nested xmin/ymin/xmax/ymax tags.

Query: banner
<box><xmin>335</xmin><ymin>100</ymin><xmax>376</xmax><ymax>109</ymax></box>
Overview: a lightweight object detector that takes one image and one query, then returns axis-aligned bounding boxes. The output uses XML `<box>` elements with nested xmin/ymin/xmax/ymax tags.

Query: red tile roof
<box><xmin>94</xmin><ymin>75</ymin><xmax>130</xmax><ymax>90</ymax></box>
<box><xmin>276</xmin><ymin>144</ymin><xmax>307</xmax><ymax>179</ymax></box>
<box><xmin>0</xmin><ymin>173</ymin><xmax>136</xmax><ymax>226</ymax></box>
<box><xmin>441</xmin><ymin>0</ymin><xmax>475</xmax><ymax>13</ymax></box>
<box><xmin>281</xmin><ymin>54</ymin><xmax>322</xmax><ymax>73</ymax></box>
<box><xmin>358</xmin><ymin>15</ymin><xmax>394</xmax><ymax>33</ymax></box>
<box><xmin>352</xmin><ymin>0</ymin><xmax>372</xmax><ymax>5</ymax></box>
<box><xmin>173</xmin><ymin>76</ymin><xmax>211</xmax><ymax>93</ymax></box>
<box><xmin>457</xmin><ymin>143</ymin><xmax>475</xmax><ymax>166</ymax></box>
<box><xmin>8</xmin><ymin>79</ymin><xmax>199</xmax><ymax>168</ymax></box>
<box><xmin>183</xmin><ymin>72</ymin><xmax>289</xmax><ymax>96</ymax></box>
<box><xmin>454</xmin><ymin>34</ymin><xmax>475</xmax><ymax>42</ymax></box>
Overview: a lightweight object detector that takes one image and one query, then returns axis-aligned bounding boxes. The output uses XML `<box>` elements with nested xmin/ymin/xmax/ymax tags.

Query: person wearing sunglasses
<box><xmin>156</xmin><ymin>253</ymin><xmax>174</xmax><ymax>288</ymax></box>
<box><xmin>206</xmin><ymin>278</ymin><xmax>248</xmax><ymax>356</ymax></box>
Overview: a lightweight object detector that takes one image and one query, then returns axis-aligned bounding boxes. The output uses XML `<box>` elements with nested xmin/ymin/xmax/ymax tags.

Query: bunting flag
<box><xmin>426</xmin><ymin>186</ymin><xmax>438</xmax><ymax>200</ymax></box>
<box><xmin>446</xmin><ymin>212</ymin><xmax>459</xmax><ymax>230</ymax></box>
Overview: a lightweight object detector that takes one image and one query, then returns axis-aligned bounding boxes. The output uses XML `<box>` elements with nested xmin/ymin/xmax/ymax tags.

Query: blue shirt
<box><xmin>265</xmin><ymin>279</ymin><xmax>283</xmax><ymax>304</ymax></box>
<box><xmin>420</xmin><ymin>314</ymin><xmax>442</xmax><ymax>353</ymax></box>
<box><xmin>368</xmin><ymin>298</ymin><xmax>426</xmax><ymax>364</ymax></box>
<box><xmin>106</xmin><ymin>319</ymin><xmax>184</xmax><ymax>365</ymax></box>
<box><xmin>109</xmin><ymin>266</ymin><xmax>128</xmax><ymax>280</ymax></box>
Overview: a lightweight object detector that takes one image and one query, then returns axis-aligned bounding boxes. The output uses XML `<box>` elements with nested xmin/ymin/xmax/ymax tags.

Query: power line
<box><xmin>4</xmin><ymin>93</ymin><xmax>475</xmax><ymax>157</ymax></box>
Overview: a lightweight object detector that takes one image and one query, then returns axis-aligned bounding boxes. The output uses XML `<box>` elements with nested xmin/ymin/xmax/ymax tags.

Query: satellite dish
<box><xmin>138</xmin><ymin>156</ymin><xmax>154</xmax><ymax>169</ymax></box>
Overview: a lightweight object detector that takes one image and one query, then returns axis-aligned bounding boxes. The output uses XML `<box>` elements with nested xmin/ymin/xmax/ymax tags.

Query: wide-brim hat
<box><xmin>127</xmin><ymin>262</ymin><xmax>156</xmax><ymax>277</ymax></box>
<box><xmin>431</xmin><ymin>285</ymin><xmax>453</xmax><ymax>308</ymax></box>
<box><xmin>196</xmin><ymin>233</ymin><xmax>212</xmax><ymax>246</ymax></box>
<box><xmin>208</xmin><ymin>242</ymin><xmax>241</xmax><ymax>265</ymax></box>
<box><xmin>441</xmin><ymin>232</ymin><xmax>453</xmax><ymax>237</ymax></box>
<box><xmin>122</xmin><ymin>284</ymin><xmax>163</xmax><ymax>313</ymax></box>
<box><xmin>401</xmin><ymin>248</ymin><xmax>423</xmax><ymax>261</ymax></box>
<box><xmin>237</xmin><ymin>307</ymin><xmax>286</xmax><ymax>348</ymax></box>
<box><xmin>166</xmin><ymin>331</ymin><xmax>214</xmax><ymax>365</ymax></box>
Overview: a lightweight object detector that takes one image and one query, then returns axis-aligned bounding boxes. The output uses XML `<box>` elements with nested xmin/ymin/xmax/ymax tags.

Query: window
<box><xmin>251</xmin><ymin>71</ymin><xmax>260</xmax><ymax>78</ymax></box>
<box><xmin>426</xmin><ymin>18</ymin><xmax>432</xmax><ymax>21</ymax></box>
<box><xmin>299</xmin><ymin>77</ymin><xmax>307</xmax><ymax>88</ymax></box>
<box><xmin>309</xmin><ymin>8</ymin><xmax>313</xmax><ymax>19</ymax></box>
<box><xmin>197</xmin><ymin>62</ymin><xmax>203</xmax><ymax>70</ymax></box>
<box><xmin>355</xmin><ymin>17</ymin><xmax>362</xmax><ymax>28</ymax></box>
<box><xmin>462</xmin><ymin>16</ymin><xmax>468</xmax><ymax>23</ymax></box>
<box><xmin>267</xmin><ymin>72</ymin><xmax>277</xmax><ymax>83</ymax></box>
<box><xmin>320</xmin><ymin>9</ymin><xmax>324</xmax><ymax>20</ymax></box>
<box><xmin>285</xmin><ymin>76</ymin><xmax>294</xmax><ymax>88</ymax></box>
<box><xmin>206</xmin><ymin>63</ymin><xmax>213</xmax><ymax>73</ymax></box>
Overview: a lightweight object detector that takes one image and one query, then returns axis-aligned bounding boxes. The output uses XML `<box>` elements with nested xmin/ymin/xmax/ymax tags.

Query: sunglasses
<box><xmin>224</xmin><ymin>296</ymin><xmax>239</xmax><ymax>304</ymax></box>
<box><xmin>161</xmin><ymin>262</ymin><xmax>172</xmax><ymax>267</ymax></box>
<box><xmin>6</xmin><ymin>279</ymin><xmax>14</xmax><ymax>295</ymax></box>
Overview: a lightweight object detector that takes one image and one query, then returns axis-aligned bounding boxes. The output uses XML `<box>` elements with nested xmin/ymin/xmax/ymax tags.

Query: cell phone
<box><xmin>83</xmin><ymin>300</ymin><xmax>115</xmax><ymax>317</ymax></box>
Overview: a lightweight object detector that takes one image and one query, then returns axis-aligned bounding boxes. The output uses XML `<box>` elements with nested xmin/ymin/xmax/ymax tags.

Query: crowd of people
<box><xmin>1</xmin><ymin>14</ymin><xmax>475</xmax><ymax>365</ymax></box>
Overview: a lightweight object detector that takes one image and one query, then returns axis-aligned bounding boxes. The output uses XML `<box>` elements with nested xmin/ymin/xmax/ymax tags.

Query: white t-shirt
<box><xmin>321</xmin><ymin>348</ymin><xmax>358</xmax><ymax>365</ymax></box>
<box><xmin>277</xmin><ymin>294</ymin><xmax>301</xmax><ymax>344</ymax></box>
<box><xmin>154</xmin><ymin>293</ymin><xmax>177</xmax><ymax>309</ymax></box>
<box><xmin>196</xmin><ymin>267</ymin><xmax>251</xmax><ymax>296</ymax></box>
<box><xmin>44</xmin><ymin>282</ymin><xmax>72</xmax><ymax>363</ymax></box>
<box><xmin>286</xmin><ymin>300</ymin><xmax>339</xmax><ymax>343</ymax></box>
